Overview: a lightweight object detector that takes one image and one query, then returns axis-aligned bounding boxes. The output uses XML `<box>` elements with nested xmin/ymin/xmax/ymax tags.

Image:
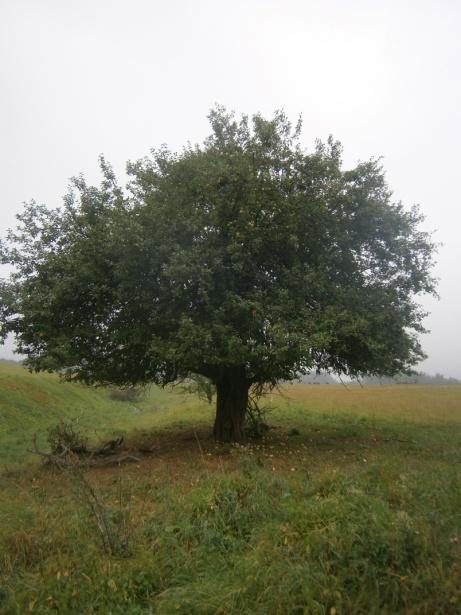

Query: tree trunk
<box><xmin>213</xmin><ymin>367</ymin><xmax>249</xmax><ymax>442</ymax></box>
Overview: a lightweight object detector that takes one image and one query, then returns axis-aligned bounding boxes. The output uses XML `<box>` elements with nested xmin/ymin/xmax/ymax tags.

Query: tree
<box><xmin>0</xmin><ymin>107</ymin><xmax>437</xmax><ymax>441</ymax></box>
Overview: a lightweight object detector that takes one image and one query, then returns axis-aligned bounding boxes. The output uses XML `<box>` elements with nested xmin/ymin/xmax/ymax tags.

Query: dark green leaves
<box><xmin>0</xmin><ymin>108</ymin><xmax>437</xmax><ymax>386</ymax></box>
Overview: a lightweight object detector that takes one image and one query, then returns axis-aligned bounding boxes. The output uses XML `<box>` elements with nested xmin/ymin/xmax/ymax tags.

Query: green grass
<box><xmin>1</xmin><ymin>363</ymin><xmax>461</xmax><ymax>613</ymax></box>
<box><xmin>0</xmin><ymin>362</ymin><xmax>208</xmax><ymax>468</ymax></box>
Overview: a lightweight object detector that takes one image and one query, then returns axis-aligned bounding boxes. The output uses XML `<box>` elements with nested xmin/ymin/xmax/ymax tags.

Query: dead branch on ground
<box><xmin>28</xmin><ymin>434</ymin><xmax>141</xmax><ymax>468</ymax></box>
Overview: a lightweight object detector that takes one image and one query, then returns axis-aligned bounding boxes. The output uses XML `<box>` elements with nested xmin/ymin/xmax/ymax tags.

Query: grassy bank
<box><xmin>1</xmin><ymin>364</ymin><xmax>461</xmax><ymax>613</ymax></box>
<box><xmin>0</xmin><ymin>362</ymin><xmax>206</xmax><ymax>468</ymax></box>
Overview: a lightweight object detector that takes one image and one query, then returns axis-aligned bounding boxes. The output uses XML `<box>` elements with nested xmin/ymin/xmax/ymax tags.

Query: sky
<box><xmin>1</xmin><ymin>0</ymin><xmax>460</xmax><ymax>378</ymax></box>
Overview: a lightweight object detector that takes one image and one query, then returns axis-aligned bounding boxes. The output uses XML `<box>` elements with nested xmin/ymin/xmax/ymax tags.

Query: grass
<box><xmin>1</xmin><ymin>363</ymin><xmax>461</xmax><ymax>613</ymax></box>
<box><xmin>0</xmin><ymin>362</ymin><xmax>208</xmax><ymax>468</ymax></box>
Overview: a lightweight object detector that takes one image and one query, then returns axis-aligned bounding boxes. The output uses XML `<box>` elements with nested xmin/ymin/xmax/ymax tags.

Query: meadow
<box><xmin>1</xmin><ymin>362</ymin><xmax>461</xmax><ymax>613</ymax></box>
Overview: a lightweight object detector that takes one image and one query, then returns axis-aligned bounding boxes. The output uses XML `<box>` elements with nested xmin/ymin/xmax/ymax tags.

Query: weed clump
<box><xmin>47</xmin><ymin>419</ymin><xmax>88</xmax><ymax>455</ymax></box>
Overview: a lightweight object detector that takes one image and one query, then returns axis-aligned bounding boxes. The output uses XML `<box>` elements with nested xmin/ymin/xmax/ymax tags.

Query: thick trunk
<box><xmin>213</xmin><ymin>367</ymin><xmax>249</xmax><ymax>442</ymax></box>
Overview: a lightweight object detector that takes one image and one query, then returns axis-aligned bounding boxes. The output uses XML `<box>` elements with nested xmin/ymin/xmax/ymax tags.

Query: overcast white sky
<box><xmin>1</xmin><ymin>0</ymin><xmax>460</xmax><ymax>377</ymax></box>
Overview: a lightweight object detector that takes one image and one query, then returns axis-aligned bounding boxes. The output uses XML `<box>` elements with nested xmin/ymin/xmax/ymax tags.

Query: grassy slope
<box><xmin>0</xmin><ymin>362</ymin><xmax>208</xmax><ymax>467</ymax></box>
<box><xmin>1</xmin><ymin>364</ymin><xmax>461</xmax><ymax>613</ymax></box>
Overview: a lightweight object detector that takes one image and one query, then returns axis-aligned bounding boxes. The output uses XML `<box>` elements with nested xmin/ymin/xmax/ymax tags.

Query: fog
<box><xmin>1</xmin><ymin>0</ymin><xmax>460</xmax><ymax>377</ymax></box>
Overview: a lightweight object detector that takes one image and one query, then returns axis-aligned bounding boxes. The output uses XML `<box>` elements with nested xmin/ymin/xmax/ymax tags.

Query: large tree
<box><xmin>0</xmin><ymin>108</ymin><xmax>437</xmax><ymax>441</ymax></box>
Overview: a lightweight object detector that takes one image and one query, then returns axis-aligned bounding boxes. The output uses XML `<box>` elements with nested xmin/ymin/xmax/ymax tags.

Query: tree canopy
<box><xmin>0</xmin><ymin>107</ymin><xmax>437</xmax><ymax>440</ymax></box>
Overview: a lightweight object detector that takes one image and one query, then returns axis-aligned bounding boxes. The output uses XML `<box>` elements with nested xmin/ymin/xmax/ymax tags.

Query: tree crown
<box><xmin>0</xmin><ymin>107</ymin><xmax>437</xmax><ymax>387</ymax></box>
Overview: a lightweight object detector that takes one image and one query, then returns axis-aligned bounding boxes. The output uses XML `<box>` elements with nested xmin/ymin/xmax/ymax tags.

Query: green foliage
<box><xmin>0</xmin><ymin>108</ymin><xmax>437</xmax><ymax>394</ymax></box>
<box><xmin>180</xmin><ymin>374</ymin><xmax>215</xmax><ymax>404</ymax></box>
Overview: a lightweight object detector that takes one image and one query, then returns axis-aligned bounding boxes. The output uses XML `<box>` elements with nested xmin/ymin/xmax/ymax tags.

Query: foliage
<box><xmin>0</xmin><ymin>107</ymin><xmax>438</xmax><ymax>439</ymax></box>
<box><xmin>180</xmin><ymin>374</ymin><xmax>215</xmax><ymax>404</ymax></box>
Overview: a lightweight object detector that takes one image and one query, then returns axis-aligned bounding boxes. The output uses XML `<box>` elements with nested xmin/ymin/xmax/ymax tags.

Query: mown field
<box><xmin>1</xmin><ymin>362</ymin><xmax>461</xmax><ymax>614</ymax></box>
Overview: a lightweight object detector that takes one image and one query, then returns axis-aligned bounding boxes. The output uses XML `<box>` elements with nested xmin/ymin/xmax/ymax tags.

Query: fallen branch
<box><xmin>28</xmin><ymin>434</ymin><xmax>71</xmax><ymax>468</ymax></box>
<box><xmin>94</xmin><ymin>453</ymin><xmax>140</xmax><ymax>466</ymax></box>
<box><xmin>28</xmin><ymin>435</ymin><xmax>140</xmax><ymax>468</ymax></box>
<box><xmin>93</xmin><ymin>436</ymin><xmax>124</xmax><ymax>456</ymax></box>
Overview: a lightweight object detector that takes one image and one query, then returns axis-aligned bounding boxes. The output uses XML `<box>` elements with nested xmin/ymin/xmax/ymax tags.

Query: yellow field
<box><xmin>278</xmin><ymin>383</ymin><xmax>461</xmax><ymax>424</ymax></box>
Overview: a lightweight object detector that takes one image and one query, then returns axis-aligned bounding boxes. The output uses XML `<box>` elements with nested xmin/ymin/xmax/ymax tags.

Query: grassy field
<box><xmin>1</xmin><ymin>363</ymin><xmax>461</xmax><ymax>613</ymax></box>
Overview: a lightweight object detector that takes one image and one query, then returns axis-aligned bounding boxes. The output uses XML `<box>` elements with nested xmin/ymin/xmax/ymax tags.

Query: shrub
<box><xmin>46</xmin><ymin>419</ymin><xmax>88</xmax><ymax>455</ymax></box>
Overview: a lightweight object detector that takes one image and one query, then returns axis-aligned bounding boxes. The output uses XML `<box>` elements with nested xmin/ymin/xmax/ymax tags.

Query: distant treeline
<box><xmin>359</xmin><ymin>372</ymin><xmax>460</xmax><ymax>385</ymax></box>
<box><xmin>299</xmin><ymin>371</ymin><xmax>460</xmax><ymax>385</ymax></box>
<box><xmin>299</xmin><ymin>372</ymin><xmax>337</xmax><ymax>384</ymax></box>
